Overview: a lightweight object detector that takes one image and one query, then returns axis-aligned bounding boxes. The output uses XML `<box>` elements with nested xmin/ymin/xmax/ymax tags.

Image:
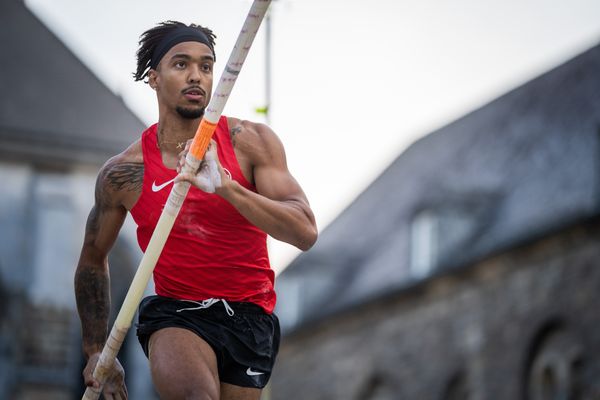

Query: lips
<box><xmin>182</xmin><ymin>86</ymin><xmax>206</xmax><ymax>102</ymax></box>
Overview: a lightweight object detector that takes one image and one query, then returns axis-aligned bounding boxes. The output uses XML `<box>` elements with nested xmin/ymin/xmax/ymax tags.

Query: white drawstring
<box><xmin>176</xmin><ymin>298</ymin><xmax>235</xmax><ymax>316</ymax></box>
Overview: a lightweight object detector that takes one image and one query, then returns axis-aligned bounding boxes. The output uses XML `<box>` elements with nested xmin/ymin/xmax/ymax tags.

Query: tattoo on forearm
<box><xmin>230</xmin><ymin>126</ymin><xmax>242</xmax><ymax>146</ymax></box>
<box><xmin>75</xmin><ymin>266</ymin><xmax>110</xmax><ymax>349</ymax></box>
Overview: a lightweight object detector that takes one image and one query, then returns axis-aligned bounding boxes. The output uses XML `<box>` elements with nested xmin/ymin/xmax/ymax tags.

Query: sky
<box><xmin>25</xmin><ymin>0</ymin><xmax>600</xmax><ymax>272</ymax></box>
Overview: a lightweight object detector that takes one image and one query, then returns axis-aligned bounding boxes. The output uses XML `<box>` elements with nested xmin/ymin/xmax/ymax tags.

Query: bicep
<box><xmin>253</xmin><ymin>154</ymin><xmax>315</xmax><ymax>234</ymax></box>
<box><xmin>250</xmin><ymin>130</ymin><xmax>308</xmax><ymax>203</ymax></box>
<box><xmin>254</xmin><ymin>162</ymin><xmax>309</xmax><ymax>205</ymax></box>
<box><xmin>253</xmin><ymin>150</ymin><xmax>317</xmax><ymax>244</ymax></box>
<box><xmin>241</xmin><ymin>122</ymin><xmax>314</xmax><ymax>217</ymax></box>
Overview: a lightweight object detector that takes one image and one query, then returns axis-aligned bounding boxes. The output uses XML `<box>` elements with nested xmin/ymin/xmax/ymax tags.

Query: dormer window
<box><xmin>410</xmin><ymin>209</ymin><xmax>438</xmax><ymax>278</ymax></box>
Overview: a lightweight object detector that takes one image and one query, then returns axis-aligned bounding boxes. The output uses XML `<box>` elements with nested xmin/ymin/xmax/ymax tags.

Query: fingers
<box><xmin>172</xmin><ymin>138</ymin><xmax>223</xmax><ymax>193</ymax></box>
<box><xmin>177</xmin><ymin>140</ymin><xmax>218</xmax><ymax>172</ymax></box>
<box><xmin>107</xmin><ymin>383</ymin><xmax>127</xmax><ymax>399</ymax></box>
<box><xmin>83</xmin><ymin>356</ymin><xmax>128</xmax><ymax>399</ymax></box>
<box><xmin>176</xmin><ymin>151</ymin><xmax>186</xmax><ymax>174</ymax></box>
<box><xmin>82</xmin><ymin>368</ymin><xmax>97</xmax><ymax>388</ymax></box>
<box><xmin>176</xmin><ymin>139</ymin><xmax>192</xmax><ymax>160</ymax></box>
<box><xmin>207</xmin><ymin>160</ymin><xmax>222</xmax><ymax>189</ymax></box>
<box><xmin>175</xmin><ymin>139</ymin><xmax>220</xmax><ymax>175</ymax></box>
<box><xmin>103</xmin><ymin>362</ymin><xmax>128</xmax><ymax>399</ymax></box>
<box><xmin>204</xmin><ymin>140</ymin><xmax>218</xmax><ymax>161</ymax></box>
<box><xmin>104</xmin><ymin>389</ymin><xmax>127</xmax><ymax>400</ymax></box>
<box><xmin>181</xmin><ymin>139</ymin><xmax>218</xmax><ymax>162</ymax></box>
<box><xmin>104</xmin><ymin>393</ymin><xmax>125</xmax><ymax>400</ymax></box>
<box><xmin>85</xmin><ymin>377</ymin><xmax>101</xmax><ymax>390</ymax></box>
<box><xmin>82</xmin><ymin>353</ymin><xmax>101</xmax><ymax>389</ymax></box>
<box><xmin>175</xmin><ymin>170</ymin><xmax>215</xmax><ymax>193</ymax></box>
<box><xmin>176</xmin><ymin>139</ymin><xmax>193</xmax><ymax>173</ymax></box>
<box><xmin>174</xmin><ymin>172</ymin><xmax>195</xmax><ymax>184</ymax></box>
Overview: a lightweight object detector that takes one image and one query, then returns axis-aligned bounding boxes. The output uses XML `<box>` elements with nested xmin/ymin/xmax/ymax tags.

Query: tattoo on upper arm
<box><xmin>95</xmin><ymin>162</ymin><xmax>143</xmax><ymax>206</ymax></box>
<box><xmin>230</xmin><ymin>126</ymin><xmax>242</xmax><ymax>146</ymax></box>
<box><xmin>105</xmin><ymin>162</ymin><xmax>144</xmax><ymax>192</ymax></box>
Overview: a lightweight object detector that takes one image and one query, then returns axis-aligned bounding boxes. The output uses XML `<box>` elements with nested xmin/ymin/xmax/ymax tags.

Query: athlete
<box><xmin>74</xmin><ymin>21</ymin><xmax>317</xmax><ymax>400</ymax></box>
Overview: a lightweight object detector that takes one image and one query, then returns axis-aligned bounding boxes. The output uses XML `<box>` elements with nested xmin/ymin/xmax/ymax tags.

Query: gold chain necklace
<box><xmin>156</xmin><ymin>136</ymin><xmax>187</xmax><ymax>150</ymax></box>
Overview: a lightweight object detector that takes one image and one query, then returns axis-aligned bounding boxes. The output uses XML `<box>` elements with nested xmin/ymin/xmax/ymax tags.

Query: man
<box><xmin>75</xmin><ymin>21</ymin><xmax>317</xmax><ymax>400</ymax></box>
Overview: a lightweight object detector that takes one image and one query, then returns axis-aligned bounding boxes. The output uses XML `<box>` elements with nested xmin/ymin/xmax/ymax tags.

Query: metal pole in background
<box><xmin>260</xmin><ymin>5</ymin><xmax>273</xmax><ymax>400</ymax></box>
<box><xmin>265</xmin><ymin>8</ymin><xmax>272</xmax><ymax>125</ymax></box>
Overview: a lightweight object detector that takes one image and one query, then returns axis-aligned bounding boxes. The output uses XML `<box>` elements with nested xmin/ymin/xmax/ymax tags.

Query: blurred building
<box><xmin>0</xmin><ymin>1</ymin><xmax>155</xmax><ymax>398</ymax></box>
<box><xmin>272</xmin><ymin>44</ymin><xmax>600</xmax><ymax>399</ymax></box>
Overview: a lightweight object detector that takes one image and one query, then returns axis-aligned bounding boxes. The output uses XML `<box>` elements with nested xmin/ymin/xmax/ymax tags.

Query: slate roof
<box><xmin>0</xmin><ymin>0</ymin><xmax>145</xmax><ymax>166</ymax></box>
<box><xmin>276</xmin><ymin>43</ymin><xmax>600</xmax><ymax>332</ymax></box>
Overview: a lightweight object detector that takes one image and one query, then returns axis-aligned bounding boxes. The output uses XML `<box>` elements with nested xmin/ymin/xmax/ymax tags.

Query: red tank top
<box><xmin>130</xmin><ymin>117</ymin><xmax>276</xmax><ymax>313</ymax></box>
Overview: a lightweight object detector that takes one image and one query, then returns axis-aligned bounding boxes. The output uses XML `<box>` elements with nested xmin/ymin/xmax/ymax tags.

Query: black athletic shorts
<box><xmin>136</xmin><ymin>295</ymin><xmax>280</xmax><ymax>389</ymax></box>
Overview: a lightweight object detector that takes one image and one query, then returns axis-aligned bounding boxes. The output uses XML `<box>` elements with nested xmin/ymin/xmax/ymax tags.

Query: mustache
<box><xmin>181</xmin><ymin>86</ymin><xmax>207</xmax><ymax>96</ymax></box>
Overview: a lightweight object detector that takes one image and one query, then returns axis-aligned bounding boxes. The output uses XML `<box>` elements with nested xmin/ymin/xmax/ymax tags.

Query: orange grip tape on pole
<box><xmin>190</xmin><ymin>119</ymin><xmax>218</xmax><ymax>159</ymax></box>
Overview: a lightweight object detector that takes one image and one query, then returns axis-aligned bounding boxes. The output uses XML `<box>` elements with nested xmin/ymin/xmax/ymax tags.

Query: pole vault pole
<box><xmin>82</xmin><ymin>1</ymin><xmax>272</xmax><ymax>398</ymax></box>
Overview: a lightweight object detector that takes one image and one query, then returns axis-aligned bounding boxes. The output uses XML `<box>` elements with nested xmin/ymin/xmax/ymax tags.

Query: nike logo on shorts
<box><xmin>246</xmin><ymin>367</ymin><xmax>265</xmax><ymax>376</ymax></box>
<box><xmin>151</xmin><ymin>177</ymin><xmax>175</xmax><ymax>192</ymax></box>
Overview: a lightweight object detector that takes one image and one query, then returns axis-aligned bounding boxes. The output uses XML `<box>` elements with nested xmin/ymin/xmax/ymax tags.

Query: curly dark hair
<box><xmin>133</xmin><ymin>21</ymin><xmax>216</xmax><ymax>82</ymax></box>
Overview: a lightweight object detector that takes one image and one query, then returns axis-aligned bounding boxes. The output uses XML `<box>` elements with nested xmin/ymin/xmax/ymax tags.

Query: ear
<box><xmin>148</xmin><ymin>69</ymin><xmax>158</xmax><ymax>90</ymax></box>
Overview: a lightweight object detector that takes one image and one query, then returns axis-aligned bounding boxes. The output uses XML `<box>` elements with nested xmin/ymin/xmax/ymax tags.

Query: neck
<box><xmin>156</xmin><ymin>113</ymin><xmax>201</xmax><ymax>152</ymax></box>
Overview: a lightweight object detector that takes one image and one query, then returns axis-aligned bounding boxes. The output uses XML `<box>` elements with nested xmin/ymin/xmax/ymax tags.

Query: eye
<box><xmin>202</xmin><ymin>63</ymin><xmax>213</xmax><ymax>73</ymax></box>
<box><xmin>174</xmin><ymin>61</ymin><xmax>186</xmax><ymax>69</ymax></box>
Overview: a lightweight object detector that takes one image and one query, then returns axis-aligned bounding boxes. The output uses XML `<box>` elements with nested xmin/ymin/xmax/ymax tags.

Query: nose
<box><xmin>188</xmin><ymin>64</ymin><xmax>202</xmax><ymax>83</ymax></box>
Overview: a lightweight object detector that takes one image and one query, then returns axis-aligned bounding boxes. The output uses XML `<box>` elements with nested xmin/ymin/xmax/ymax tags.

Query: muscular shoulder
<box><xmin>226</xmin><ymin>117</ymin><xmax>285</xmax><ymax>166</ymax></box>
<box><xmin>95</xmin><ymin>140</ymin><xmax>144</xmax><ymax>208</ymax></box>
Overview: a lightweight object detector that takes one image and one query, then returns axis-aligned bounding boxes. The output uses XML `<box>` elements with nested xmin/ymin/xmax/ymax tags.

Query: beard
<box><xmin>176</xmin><ymin>106</ymin><xmax>205</xmax><ymax>119</ymax></box>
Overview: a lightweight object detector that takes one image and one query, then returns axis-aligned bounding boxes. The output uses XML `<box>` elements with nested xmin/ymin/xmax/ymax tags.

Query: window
<box><xmin>525</xmin><ymin>324</ymin><xmax>584</xmax><ymax>400</ymax></box>
<box><xmin>410</xmin><ymin>209</ymin><xmax>438</xmax><ymax>278</ymax></box>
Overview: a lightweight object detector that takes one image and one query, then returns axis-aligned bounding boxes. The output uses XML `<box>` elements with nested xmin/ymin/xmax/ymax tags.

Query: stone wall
<box><xmin>271</xmin><ymin>221</ymin><xmax>600</xmax><ymax>400</ymax></box>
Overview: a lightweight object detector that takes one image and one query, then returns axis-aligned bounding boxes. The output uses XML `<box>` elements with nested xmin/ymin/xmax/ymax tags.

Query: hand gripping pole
<box><xmin>82</xmin><ymin>1</ymin><xmax>272</xmax><ymax>398</ymax></box>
